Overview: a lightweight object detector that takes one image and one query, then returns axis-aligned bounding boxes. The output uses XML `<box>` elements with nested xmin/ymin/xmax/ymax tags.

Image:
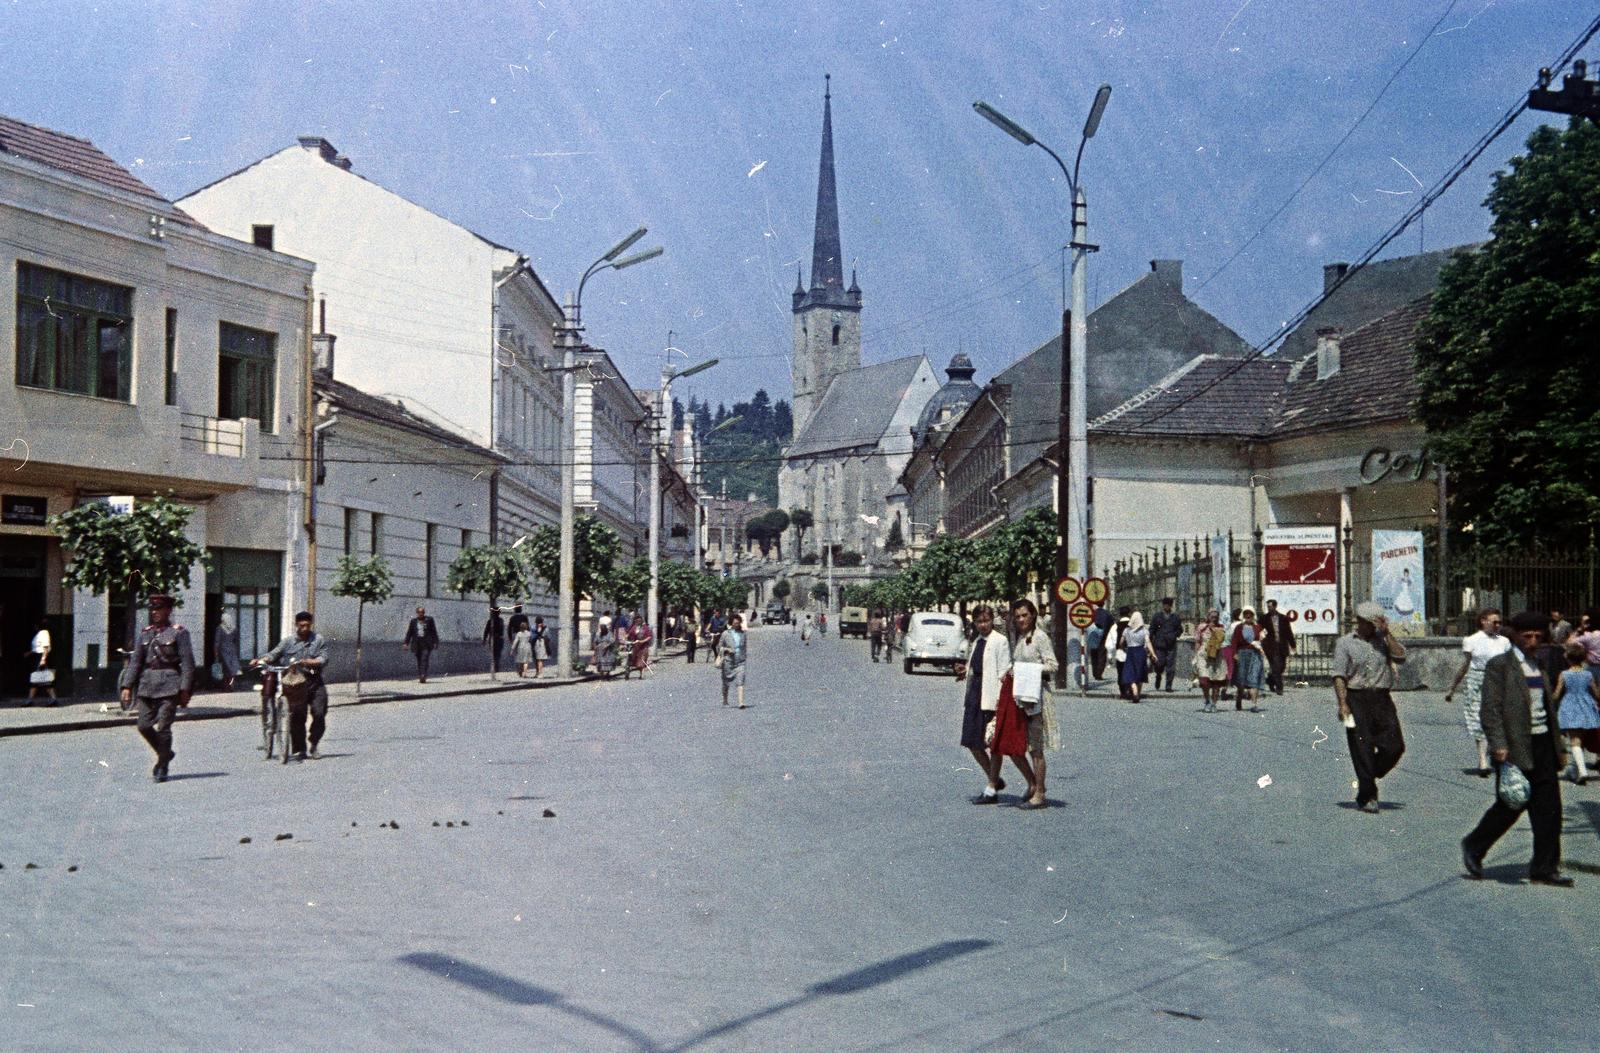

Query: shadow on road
<box><xmin>165</xmin><ymin>772</ymin><xmax>227</xmax><ymax>781</ymax></box>
<box><xmin>399</xmin><ymin>938</ymin><xmax>993</xmax><ymax>1052</ymax></box>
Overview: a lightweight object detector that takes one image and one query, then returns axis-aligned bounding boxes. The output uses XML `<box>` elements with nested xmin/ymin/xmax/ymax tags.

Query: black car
<box><xmin>763</xmin><ymin>605</ymin><xmax>791</xmax><ymax>625</ymax></box>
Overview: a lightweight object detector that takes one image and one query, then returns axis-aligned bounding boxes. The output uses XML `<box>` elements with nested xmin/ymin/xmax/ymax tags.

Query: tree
<box><xmin>718</xmin><ymin>577</ymin><xmax>752</xmax><ymax>612</ymax></box>
<box><xmin>49</xmin><ymin>495</ymin><xmax>208</xmax><ymax>657</ymax></box>
<box><xmin>1415</xmin><ymin>119</ymin><xmax>1600</xmax><ymax>549</ymax></box>
<box><xmin>659</xmin><ymin>559</ymin><xmax>703</xmax><ymax>616</ymax></box>
<box><xmin>810</xmin><ymin>582</ymin><xmax>830</xmax><ymax>603</ymax></box>
<box><xmin>746</xmin><ymin>509</ymin><xmax>791</xmax><ymax>559</ymax></box>
<box><xmin>772</xmin><ymin>577</ymin><xmax>793</xmax><ymax>605</ymax></box>
<box><xmin>791</xmin><ymin>508</ymin><xmax>814</xmax><ymax>551</ymax></box>
<box><xmin>884</xmin><ymin>516</ymin><xmax>905</xmax><ymax>552</ymax></box>
<box><xmin>446</xmin><ymin>544</ymin><xmax>527</xmax><ymax>678</ymax></box>
<box><xmin>606</xmin><ymin>555</ymin><xmax>651</xmax><ymax>615</ymax></box>
<box><xmin>978</xmin><ymin>506</ymin><xmax>1057</xmax><ymax>599</ymax></box>
<box><xmin>330</xmin><ymin>553</ymin><xmax>394</xmax><ymax>695</ymax></box>
<box><xmin>915</xmin><ymin>535</ymin><xmax>987</xmax><ymax>608</ymax></box>
<box><xmin>523</xmin><ymin>514</ymin><xmax>622</xmax><ymax>626</ymax></box>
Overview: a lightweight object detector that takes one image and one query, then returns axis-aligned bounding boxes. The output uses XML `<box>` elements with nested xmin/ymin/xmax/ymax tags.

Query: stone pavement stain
<box><xmin>542</xmin><ymin>808</ymin><xmax>556</xmax><ymax>818</ymax></box>
<box><xmin>239</xmin><ymin>837</ymin><xmax>251</xmax><ymax>844</ymax></box>
<box><xmin>275</xmin><ymin>833</ymin><xmax>293</xmax><ymax>841</ymax></box>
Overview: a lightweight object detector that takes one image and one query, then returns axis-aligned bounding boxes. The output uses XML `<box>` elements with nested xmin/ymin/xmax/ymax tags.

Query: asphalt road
<box><xmin>3</xmin><ymin>626</ymin><xmax>1597</xmax><ymax>1052</ymax></box>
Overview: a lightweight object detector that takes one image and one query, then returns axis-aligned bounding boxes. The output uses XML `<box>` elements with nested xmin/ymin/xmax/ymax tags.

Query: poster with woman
<box><xmin>1372</xmin><ymin>529</ymin><xmax>1427</xmax><ymax>635</ymax></box>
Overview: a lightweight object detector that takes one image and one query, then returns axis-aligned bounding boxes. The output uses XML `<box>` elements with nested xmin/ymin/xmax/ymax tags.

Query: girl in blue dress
<box><xmin>1554</xmin><ymin>641</ymin><xmax>1600</xmax><ymax>785</ymax></box>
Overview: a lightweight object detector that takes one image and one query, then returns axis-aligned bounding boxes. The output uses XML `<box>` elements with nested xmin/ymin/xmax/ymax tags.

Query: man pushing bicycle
<box><xmin>250</xmin><ymin>610</ymin><xmax>329</xmax><ymax>761</ymax></box>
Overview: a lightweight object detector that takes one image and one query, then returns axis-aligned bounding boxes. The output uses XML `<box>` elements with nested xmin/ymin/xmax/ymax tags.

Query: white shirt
<box><xmin>967</xmin><ymin>630</ymin><xmax>1012</xmax><ymax>712</ymax></box>
<box><xmin>31</xmin><ymin>629</ymin><xmax>51</xmax><ymax>654</ymax></box>
<box><xmin>1462</xmin><ymin>630</ymin><xmax>1512</xmax><ymax>673</ymax></box>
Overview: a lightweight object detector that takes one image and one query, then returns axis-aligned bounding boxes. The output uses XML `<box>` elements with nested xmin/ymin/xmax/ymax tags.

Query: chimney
<box><xmin>1323</xmin><ymin>262</ymin><xmax>1349</xmax><ymax>293</ymax></box>
<box><xmin>1315</xmin><ymin>327</ymin><xmax>1341</xmax><ymax>380</ymax></box>
<box><xmin>331</xmin><ymin>155</ymin><xmax>353</xmax><ymax>171</ymax></box>
<box><xmin>1150</xmin><ymin>259</ymin><xmax>1182</xmax><ymax>287</ymax></box>
<box><xmin>312</xmin><ymin>298</ymin><xmax>336</xmax><ymax>377</ymax></box>
<box><xmin>297</xmin><ymin>136</ymin><xmax>338</xmax><ymax>161</ymax></box>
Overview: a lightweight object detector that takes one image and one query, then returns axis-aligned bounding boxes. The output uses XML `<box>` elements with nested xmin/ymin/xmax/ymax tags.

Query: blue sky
<box><xmin>2</xmin><ymin>0</ymin><xmax>1590</xmax><ymax>410</ymax></box>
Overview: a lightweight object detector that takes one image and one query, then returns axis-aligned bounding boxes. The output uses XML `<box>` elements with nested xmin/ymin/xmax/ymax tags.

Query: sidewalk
<box><xmin>0</xmin><ymin>668</ymin><xmax>588</xmax><ymax>739</ymax></box>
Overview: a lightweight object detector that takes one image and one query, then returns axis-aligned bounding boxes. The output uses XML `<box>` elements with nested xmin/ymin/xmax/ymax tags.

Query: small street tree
<box><xmin>606</xmin><ymin>555</ymin><xmax>651</xmax><ymax>616</ymax></box>
<box><xmin>884</xmin><ymin>516</ymin><xmax>905</xmax><ymax>553</ymax></box>
<box><xmin>523</xmin><ymin>514</ymin><xmax>622</xmax><ymax>629</ymax></box>
<box><xmin>979</xmin><ymin>506</ymin><xmax>1058</xmax><ymax>600</ymax></box>
<box><xmin>446</xmin><ymin>544</ymin><xmax>527</xmax><ymax>678</ymax></box>
<box><xmin>659</xmin><ymin>559</ymin><xmax>703</xmax><ymax>619</ymax></box>
<box><xmin>330</xmin><ymin>553</ymin><xmax>394</xmax><ymax>695</ymax></box>
<box><xmin>790</xmin><ymin>508</ymin><xmax>814</xmax><ymax>552</ymax></box>
<box><xmin>772</xmin><ymin>577</ymin><xmax>793</xmax><ymax>606</ymax></box>
<box><xmin>810</xmin><ymin>581</ymin><xmax>829</xmax><ymax>604</ymax></box>
<box><xmin>49</xmin><ymin>495</ymin><xmax>208</xmax><ymax>661</ymax></box>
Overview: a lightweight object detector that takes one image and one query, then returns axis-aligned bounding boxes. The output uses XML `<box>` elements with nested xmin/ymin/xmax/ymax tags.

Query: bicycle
<box><xmin>255</xmin><ymin>663</ymin><xmax>295</xmax><ymax>764</ymax></box>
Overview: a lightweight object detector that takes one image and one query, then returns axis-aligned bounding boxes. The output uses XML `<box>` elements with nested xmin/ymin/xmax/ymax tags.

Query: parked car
<box><xmin>902</xmin><ymin>612</ymin><xmax>967</xmax><ymax>675</ymax></box>
<box><xmin>763</xmin><ymin>604</ymin><xmax>791</xmax><ymax>625</ymax></box>
<box><xmin>839</xmin><ymin>605</ymin><xmax>869</xmax><ymax>638</ymax></box>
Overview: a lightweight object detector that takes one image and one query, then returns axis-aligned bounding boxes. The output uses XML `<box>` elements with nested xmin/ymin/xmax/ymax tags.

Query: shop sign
<box><xmin>1359</xmin><ymin>446</ymin><xmax>1433</xmax><ymax>485</ymax></box>
<box><xmin>1372</xmin><ymin>529</ymin><xmax>1427</xmax><ymax>636</ymax></box>
<box><xmin>1</xmin><ymin>494</ymin><xmax>48</xmax><ymax>526</ymax></box>
<box><xmin>1262</xmin><ymin>526</ymin><xmax>1339</xmax><ymax>636</ymax></box>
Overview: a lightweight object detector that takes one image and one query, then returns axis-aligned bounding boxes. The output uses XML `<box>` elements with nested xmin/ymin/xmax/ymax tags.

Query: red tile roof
<box><xmin>0</xmin><ymin>114</ymin><xmax>171</xmax><ymax>201</ymax></box>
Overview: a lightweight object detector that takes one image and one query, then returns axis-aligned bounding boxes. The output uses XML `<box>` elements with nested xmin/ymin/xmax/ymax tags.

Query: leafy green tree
<box><xmin>1415</xmin><ymin>119</ymin><xmax>1600</xmax><ymax>549</ymax></box>
<box><xmin>979</xmin><ymin>507</ymin><xmax>1058</xmax><ymax>599</ymax></box>
<box><xmin>606</xmin><ymin>555</ymin><xmax>651</xmax><ymax>615</ymax></box>
<box><xmin>884</xmin><ymin>516</ymin><xmax>905</xmax><ymax>552</ymax></box>
<box><xmin>719</xmin><ymin>577</ymin><xmax>752</xmax><ymax>612</ymax></box>
<box><xmin>771</xmin><ymin>577</ymin><xmax>793</xmax><ymax>604</ymax></box>
<box><xmin>659</xmin><ymin>559</ymin><xmax>703</xmax><ymax>616</ymax></box>
<box><xmin>810</xmin><ymin>582</ymin><xmax>829</xmax><ymax>603</ymax></box>
<box><xmin>790</xmin><ymin>508</ymin><xmax>814</xmax><ymax>551</ymax></box>
<box><xmin>843</xmin><ymin>584</ymin><xmax>873</xmax><ymax>608</ymax></box>
<box><xmin>523</xmin><ymin>514</ymin><xmax>622</xmax><ymax>625</ymax></box>
<box><xmin>446</xmin><ymin>544</ymin><xmax>527</xmax><ymax>678</ymax></box>
<box><xmin>49</xmin><ymin>495</ymin><xmax>208</xmax><ymax>656</ymax></box>
<box><xmin>330</xmin><ymin>553</ymin><xmax>394</xmax><ymax>694</ymax></box>
<box><xmin>915</xmin><ymin>535</ymin><xmax>987</xmax><ymax>608</ymax></box>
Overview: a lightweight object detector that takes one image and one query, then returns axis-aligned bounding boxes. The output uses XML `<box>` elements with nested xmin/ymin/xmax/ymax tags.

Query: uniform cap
<box><xmin>147</xmin><ymin>594</ymin><xmax>175</xmax><ymax>608</ymax></box>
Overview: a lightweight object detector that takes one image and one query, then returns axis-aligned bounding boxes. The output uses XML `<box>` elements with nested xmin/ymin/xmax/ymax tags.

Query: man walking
<box><xmin>1461</xmin><ymin>611</ymin><xmax>1574</xmax><ymax>887</ymax></box>
<box><xmin>255</xmin><ymin>611</ymin><xmax>329</xmax><ymax>761</ymax></box>
<box><xmin>1149</xmin><ymin>598</ymin><xmax>1183</xmax><ymax>693</ymax></box>
<box><xmin>402</xmin><ymin>606</ymin><xmax>438</xmax><ymax>683</ymax></box>
<box><xmin>1260</xmin><ymin>598</ymin><xmax>1296</xmax><ymax>695</ymax></box>
<box><xmin>120</xmin><ymin>594</ymin><xmax>194</xmax><ymax>783</ymax></box>
<box><xmin>868</xmin><ymin>609</ymin><xmax>885</xmax><ymax>663</ymax></box>
<box><xmin>482</xmin><ymin>607</ymin><xmax>505</xmax><ymax>674</ymax></box>
<box><xmin>1332</xmin><ymin>601</ymin><xmax>1407</xmax><ymax>813</ymax></box>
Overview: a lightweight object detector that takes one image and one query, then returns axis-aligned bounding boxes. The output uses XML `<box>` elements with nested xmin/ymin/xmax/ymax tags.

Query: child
<box><xmin>1554</xmin><ymin>641</ymin><xmax>1600</xmax><ymax>785</ymax></box>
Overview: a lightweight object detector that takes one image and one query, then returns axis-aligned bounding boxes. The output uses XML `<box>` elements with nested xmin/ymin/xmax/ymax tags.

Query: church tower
<box><xmin>791</xmin><ymin>75</ymin><xmax>863</xmax><ymax>438</ymax></box>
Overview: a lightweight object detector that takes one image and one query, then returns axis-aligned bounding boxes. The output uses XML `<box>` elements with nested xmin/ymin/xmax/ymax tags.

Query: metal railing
<box><xmin>179</xmin><ymin>413</ymin><xmax>246</xmax><ymax>457</ymax></box>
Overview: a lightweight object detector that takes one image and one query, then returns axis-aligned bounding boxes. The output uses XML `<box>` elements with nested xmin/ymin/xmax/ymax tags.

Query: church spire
<box><xmin>809</xmin><ymin>74</ymin><xmax>844</xmax><ymax>293</ymax></box>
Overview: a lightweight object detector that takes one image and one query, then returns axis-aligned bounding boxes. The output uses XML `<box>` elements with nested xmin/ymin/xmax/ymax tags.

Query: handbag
<box><xmin>210</xmin><ymin>662</ymin><xmax>225</xmax><ymax>681</ymax></box>
<box><xmin>1495</xmin><ymin>762</ymin><xmax>1531</xmax><ymax>810</ymax></box>
<box><xmin>30</xmin><ymin>668</ymin><xmax>55</xmax><ymax>686</ymax></box>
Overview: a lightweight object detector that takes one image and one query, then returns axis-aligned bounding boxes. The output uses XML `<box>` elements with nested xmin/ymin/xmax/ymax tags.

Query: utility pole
<box><xmin>1529</xmin><ymin>60</ymin><xmax>1599</xmax><ymax>123</ymax></box>
<box><xmin>719</xmin><ymin>478</ymin><xmax>729</xmax><ymax>578</ymax></box>
<box><xmin>647</xmin><ymin>371</ymin><xmax>664</xmax><ymax>653</ymax></box>
<box><xmin>824</xmin><ymin>466</ymin><xmax>834</xmax><ymax>612</ymax></box>
<box><xmin>555</xmin><ymin>293</ymin><xmax>581</xmax><ymax>677</ymax></box>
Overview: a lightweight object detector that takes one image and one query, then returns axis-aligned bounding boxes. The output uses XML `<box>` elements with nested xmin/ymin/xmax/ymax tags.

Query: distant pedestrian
<box><xmin>510</xmin><ymin>622</ymin><xmax>534</xmax><ymax>678</ymax></box>
<box><xmin>685</xmin><ymin>616</ymin><xmax>699</xmax><ymax>663</ymax></box>
<box><xmin>1554</xmin><ymin>641</ymin><xmax>1600</xmax><ymax>785</ymax></box>
<box><xmin>1110</xmin><ymin>606</ymin><xmax>1133</xmax><ymax>699</ymax></box>
<box><xmin>624</xmin><ymin>615</ymin><xmax>652</xmax><ymax>679</ymax></box>
<box><xmin>26</xmin><ymin>618</ymin><xmax>55</xmax><ymax>705</ymax></box>
<box><xmin>506</xmin><ymin>605</ymin><xmax>529</xmax><ymax>639</ymax></box>
<box><xmin>1219</xmin><ymin>609</ymin><xmax>1242</xmax><ymax>707</ymax></box>
<box><xmin>594</xmin><ymin>624</ymin><xmax>618</xmax><ymax>678</ymax></box>
<box><xmin>1119</xmin><ymin>611</ymin><xmax>1150</xmax><ymax>703</ymax></box>
<box><xmin>1444</xmin><ymin>609</ymin><xmax>1510</xmax><ymax>776</ymax></box>
<box><xmin>1010</xmin><ymin>597</ymin><xmax>1058</xmax><ymax>809</ymax></box>
<box><xmin>957</xmin><ymin>604</ymin><xmax>1012</xmax><ymax>805</ymax></box>
<box><xmin>1333</xmin><ymin>601</ymin><xmax>1407</xmax><ymax>814</ymax></box>
<box><xmin>718</xmin><ymin>613</ymin><xmax>748</xmax><ymax>708</ymax></box>
<box><xmin>1149</xmin><ymin>598</ymin><xmax>1182</xmax><ymax>693</ymax></box>
<box><xmin>869</xmin><ymin>609</ymin><xmax>886</xmax><ymax>662</ymax></box>
<box><xmin>801</xmin><ymin>613</ymin><xmax>813</xmax><ymax>646</ymax></box>
<box><xmin>482</xmin><ymin>608</ymin><xmax>505</xmax><ymax>674</ymax></box>
<box><xmin>1194</xmin><ymin>609</ymin><xmax>1228</xmax><ymax>712</ymax></box>
<box><xmin>1260</xmin><ymin>599</ymin><xmax>1295</xmax><ymax>695</ymax></box>
<box><xmin>1231</xmin><ymin>607</ymin><xmax>1267</xmax><ymax>712</ymax></box>
<box><xmin>1087</xmin><ymin>606</ymin><xmax>1111</xmax><ymax>681</ymax></box>
<box><xmin>1461</xmin><ymin>610</ymin><xmax>1574</xmax><ymax>887</ymax></box>
<box><xmin>532</xmin><ymin>616</ymin><xmax>549</xmax><ymax>677</ymax></box>
<box><xmin>1550</xmin><ymin>608</ymin><xmax>1574</xmax><ymax>646</ymax></box>
<box><xmin>213</xmin><ymin>611</ymin><xmax>241</xmax><ymax>690</ymax></box>
<box><xmin>402</xmin><ymin>606</ymin><xmax>438</xmax><ymax>683</ymax></box>
<box><xmin>120</xmin><ymin>595</ymin><xmax>194</xmax><ymax>781</ymax></box>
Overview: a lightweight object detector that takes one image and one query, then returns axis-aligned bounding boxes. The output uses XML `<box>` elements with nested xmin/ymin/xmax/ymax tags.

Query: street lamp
<box><xmin>553</xmin><ymin>230</ymin><xmax>664</xmax><ymax>676</ymax></box>
<box><xmin>648</xmin><ymin>353</ymin><xmax>717</xmax><ymax>656</ymax></box>
<box><xmin>974</xmin><ymin>84</ymin><xmax>1111</xmax><ymax>690</ymax></box>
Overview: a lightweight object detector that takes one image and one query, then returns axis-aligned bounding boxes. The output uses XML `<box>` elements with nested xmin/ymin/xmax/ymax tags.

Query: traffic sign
<box><xmin>1082</xmin><ymin>577</ymin><xmax>1109</xmax><ymax>606</ymax></box>
<box><xmin>1068</xmin><ymin>601</ymin><xmax>1096</xmax><ymax>629</ymax></box>
<box><xmin>1054</xmin><ymin>576</ymin><xmax>1082</xmax><ymax>605</ymax></box>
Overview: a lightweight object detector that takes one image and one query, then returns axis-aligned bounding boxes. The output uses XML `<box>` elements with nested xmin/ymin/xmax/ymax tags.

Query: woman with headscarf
<box><xmin>593</xmin><ymin>622</ymin><xmax>618</xmax><ymax>678</ymax></box>
<box><xmin>1119</xmin><ymin>610</ymin><xmax>1151</xmax><ymax>703</ymax></box>
<box><xmin>1194</xmin><ymin>609</ymin><xmax>1229</xmax><ymax>712</ymax></box>
<box><xmin>624</xmin><ymin>614</ymin><xmax>652</xmax><ymax>679</ymax></box>
<box><xmin>1231</xmin><ymin>607</ymin><xmax>1268</xmax><ymax>712</ymax></box>
<box><xmin>213</xmin><ymin>611</ymin><xmax>241</xmax><ymax>689</ymax></box>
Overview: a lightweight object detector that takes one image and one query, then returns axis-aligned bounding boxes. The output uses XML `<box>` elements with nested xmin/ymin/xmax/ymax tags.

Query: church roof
<box><xmin>913</xmin><ymin>353</ymin><xmax>982</xmax><ymax>445</ymax></box>
<box><xmin>794</xmin><ymin>76</ymin><xmax>860</xmax><ymax>313</ymax></box>
<box><xmin>786</xmin><ymin>354</ymin><xmax>927</xmax><ymax>459</ymax></box>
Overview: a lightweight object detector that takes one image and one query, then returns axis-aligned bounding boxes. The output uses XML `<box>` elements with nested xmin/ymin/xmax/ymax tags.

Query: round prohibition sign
<box><xmin>1082</xmin><ymin>577</ymin><xmax>1110</xmax><ymax>606</ymax></box>
<box><xmin>1068</xmin><ymin>601</ymin><xmax>1096</xmax><ymax>630</ymax></box>
<box><xmin>1055</xmin><ymin>576</ymin><xmax>1082</xmax><ymax>605</ymax></box>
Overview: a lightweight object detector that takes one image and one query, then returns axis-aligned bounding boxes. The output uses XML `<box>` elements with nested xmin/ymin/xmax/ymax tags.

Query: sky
<box><xmin>2</xmin><ymin>0</ymin><xmax>1593</xmax><ymax>412</ymax></box>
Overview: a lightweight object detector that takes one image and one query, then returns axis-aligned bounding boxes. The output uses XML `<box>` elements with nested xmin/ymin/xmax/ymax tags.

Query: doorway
<box><xmin>1</xmin><ymin>535</ymin><xmax>48</xmax><ymax>698</ymax></box>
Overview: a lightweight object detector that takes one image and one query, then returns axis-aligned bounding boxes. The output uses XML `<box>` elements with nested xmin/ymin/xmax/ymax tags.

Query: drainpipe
<box><xmin>302</xmin><ymin>283</ymin><xmax>316</xmax><ymax>616</ymax></box>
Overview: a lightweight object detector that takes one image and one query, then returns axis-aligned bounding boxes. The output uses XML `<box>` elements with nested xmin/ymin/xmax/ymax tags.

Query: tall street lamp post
<box><xmin>648</xmin><ymin>354</ymin><xmax>717</xmax><ymax>656</ymax></box>
<box><xmin>553</xmin><ymin>229</ymin><xmax>663</xmax><ymax>676</ymax></box>
<box><xmin>975</xmin><ymin>84</ymin><xmax>1111</xmax><ymax>690</ymax></box>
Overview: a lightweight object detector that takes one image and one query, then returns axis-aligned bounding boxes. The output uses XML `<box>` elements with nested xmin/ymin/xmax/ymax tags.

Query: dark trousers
<box><xmin>870</xmin><ymin>633</ymin><xmax>883</xmax><ymax>661</ymax></box>
<box><xmin>686</xmin><ymin>637</ymin><xmax>698</xmax><ymax>663</ymax></box>
<box><xmin>413</xmin><ymin>646</ymin><xmax>432</xmax><ymax>681</ymax></box>
<box><xmin>289</xmin><ymin>681</ymin><xmax>330</xmax><ymax>755</ymax></box>
<box><xmin>1151</xmin><ymin>646</ymin><xmax>1176</xmax><ymax>691</ymax></box>
<box><xmin>1345</xmin><ymin>688</ymin><xmax>1406</xmax><ymax>804</ymax></box>
<box><xmin>1266</xmin><ymin>647</ymin><xmax>1288</xmax><ymax>694</ymax></box>
<box><xmin>489</xmin><ymin>640</ymin><xmax>504</xmax><ymax>673</ymax></box>
<box><xmin>135</xmin><ymin>695</ymin><xmax>178</xmax><ymax>761</ymax></box>
<box><xmin>1090</xmin><ymin>646</ymin><xmax>1108</xmax><ymax>680</ymax></box>
<box><xmin>1464</xmin><ymin>731</ymin><xmax>1562</xmax><ymax>878</ymax></box>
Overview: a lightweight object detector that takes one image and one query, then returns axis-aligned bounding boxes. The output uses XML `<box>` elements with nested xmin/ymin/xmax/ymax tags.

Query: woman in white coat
<box><xmin>956</xmin><ymin>605</ymin><xmax>1015</xmax><ymax>804</ymax></box>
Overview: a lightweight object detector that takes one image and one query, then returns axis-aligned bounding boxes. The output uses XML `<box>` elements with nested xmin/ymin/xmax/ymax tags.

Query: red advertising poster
<box><xmin>1261</xmin><ymin>526</ymin><xmax>1339</xmax><ymax>635</ymax></box>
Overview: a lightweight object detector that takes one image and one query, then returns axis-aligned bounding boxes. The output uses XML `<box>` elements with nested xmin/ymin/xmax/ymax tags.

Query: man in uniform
<box><xmin>120</xmin><ymin>594</ymin><xmax>195</xmax><ymax>783</ymax></box>
<box><xmin>254</xmin><ymin>611</ymin><xmax>329</xmax><ymax>761</ymax></box>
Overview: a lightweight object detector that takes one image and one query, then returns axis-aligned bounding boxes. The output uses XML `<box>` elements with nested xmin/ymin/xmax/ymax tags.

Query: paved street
<box><xmin>3</xmin><ymin>625</ymin><xmax>1597</xmax><ymax>1052</ymax></box>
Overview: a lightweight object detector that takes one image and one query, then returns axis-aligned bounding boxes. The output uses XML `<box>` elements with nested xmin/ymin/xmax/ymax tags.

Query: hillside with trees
<box><xmin>676</xmin><ymin>389</ymin><xmax>792</xmax><ymax>506</ymax></box>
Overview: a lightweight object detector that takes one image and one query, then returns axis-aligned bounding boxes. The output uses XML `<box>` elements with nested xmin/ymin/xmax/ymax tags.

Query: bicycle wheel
<box><xmin>261</xmin><ymin>696</ymin><xmax>275</xmax><ymax>758</ymax></box>
<box><xmin>278</xmin><ymin>698</ymin><xmax>292</xmax><ymax>764</ymax></box>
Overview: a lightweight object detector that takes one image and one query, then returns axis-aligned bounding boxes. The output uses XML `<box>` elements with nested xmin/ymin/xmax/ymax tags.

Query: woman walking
<box><xmin>801</xmin><ymin>613</ymin><xmax>813</xmax><ymax>646</ymax></box>
<box><xmin>213</xmin><ymin>611</ymin><xmax>241</xmax><ymax>690</ymax></box>
<box><xmin>956</xmin><ymin>605</ymin><xmax>1016</xmax><ymax>804</ymax></box>
<box><xmin>624</xmin><ymin>615</ymin><xmax>653</xmax><ymax>680</ymax></box>
<box><xmin>1554</xmin><ymin>641</ymin><xmax>1600</xmax><ymax>784</ymax></box>
<box><xmin>1231</xmin><ymin>607</ymin><xmax>1268</xmax><ymax>712</ymax></box>
<box><xmin>593</xmin><ymin>623</ymin><xmax>618</xmax><ymax>678</ymax></box>
<box><xmin>510</xmin><ymin>620</ymin><xmax>534</xmax><ymax>678</ymax></box>
<box><xmin>1444</xmin><ymin>609</ymin><xmax>1511</xmax><ymax>775</ymax></box>
<box><xmin>1119</xmin><ymin>611</ymin><xmax>1151</xmax><ymax>703</ymax></box>
<box><xmin>718</xmin><ymin>613</ymin><xmax>748</xmax><ymax>708</ymax></box>
<box><xmin>1010</xmin><ymin>598</ymin><xmax>1058</xmax><ymax>808</ymax></box>
<box><xmin>26</xmin><ymin>617</ymin><xmax>55</xmax><ymax>705</ymax></box>
<box><xmin>1194</xmin><ymin>609</ymin><xmax>1229</xmax><ymax>713</ymax></box>
<box><xmin>531</xmin><ymin>616</ymin><xmax>549</xmax><ymax>678</ymax></box>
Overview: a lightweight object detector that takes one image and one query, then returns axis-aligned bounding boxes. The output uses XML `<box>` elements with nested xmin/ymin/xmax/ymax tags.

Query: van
<box><xmin>839</xmin><ymin>606</ymin><xmax>869</xmax><ymax>638</ymax></box>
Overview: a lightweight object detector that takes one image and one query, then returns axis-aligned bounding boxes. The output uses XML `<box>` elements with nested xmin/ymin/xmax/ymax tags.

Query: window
<box><xmin>831</xmin><ymin>324</ymin><xmax>840</xmax><ymax>345</ymax></box>
<box><xmin>370</xmin><ymin>513</ymin><xmax>384</xmax><ymax>556</ymax></box>
<box><xmin>218</xmin><ymin>321</ymin><xmax>277</xmax><ymax>428</ymax></box>
<box><xmin>425</xmin><ymin>523</ymin><xmax>437</xmax><ymax>598</ymax></box>
<box><xmin>343</xmin><ymin>507</ymin><xmax>358</xmax><ymax>555</ymax></box>
<box><xmin>252</xmin><ymin>225</ymin><xmax>274</xmax><ymax>250</ymax></box>
<box><xmin>15</xmin><ymin>262</ymin><xmax>133</xmax><ymax>401</ymax></box>
<box><xmin>164</xmin><ymin>308</ymin><xmax>177</xmax><ymax>405</ymax></box>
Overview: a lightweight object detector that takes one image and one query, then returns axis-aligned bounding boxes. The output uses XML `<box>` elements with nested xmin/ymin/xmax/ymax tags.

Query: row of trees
<box><xmin>841</xmin><ymin>506</ymin><xmax>1057</xmax><ymax>613</ymax></box>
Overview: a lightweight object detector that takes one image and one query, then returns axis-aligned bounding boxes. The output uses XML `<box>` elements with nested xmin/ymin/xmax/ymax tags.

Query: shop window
<box><xmin>15</xmin><ymin>262</ymin><xmax>133</xmax><ymax>401</ymax></box>
<box><xmin>218</xmin><ymin>321</ymin><xmax>277</xmax><ymax>429</ymax></box>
